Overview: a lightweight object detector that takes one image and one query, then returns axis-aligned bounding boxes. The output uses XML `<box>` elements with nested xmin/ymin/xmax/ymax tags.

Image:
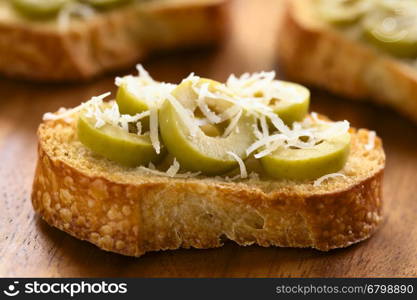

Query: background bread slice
<box><xmin>31</xmin><ymin>115</ymin><xmax>385</xmax><ymax>257</ymax></box>
<box><xmin>277</xmin><ymin>0</ymin><xmax>417</xmax><ymax>124</ymax></box>
<box><xmin>0</xmin><ymin>0</ymin><xmax>227</xmax><ymax>81</ymax></box>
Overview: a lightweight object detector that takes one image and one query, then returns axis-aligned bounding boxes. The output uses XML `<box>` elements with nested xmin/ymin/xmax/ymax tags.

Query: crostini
<box><xmin>32</xmin><ymin>67</ymin><xmax>385</xmax><ymax>256</ymax></box>
<box><xmin>277</xmin><ymin>0</ymin><xmax>417</xmax><ymax>123</ymax></box>
<box><xmin>0</xmin><ymin>0</ymin><xmax>227</xmax><ymax>81</ymax></box>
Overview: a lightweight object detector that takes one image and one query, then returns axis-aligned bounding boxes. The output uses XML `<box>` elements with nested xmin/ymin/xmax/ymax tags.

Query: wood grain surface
<box><xmin>0</xmin><ymin>0</ymin><xmax>416</xmax><ymax>277</ymax></box>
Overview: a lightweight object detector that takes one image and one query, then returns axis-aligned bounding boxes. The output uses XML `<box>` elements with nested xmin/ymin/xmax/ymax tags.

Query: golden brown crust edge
<box><xmin>277</xmin><ymin>0</ymin><xmax>417</xmax><ymax>123</ymax></box>
<box><xmin>0</xmin><ymin>0</ymin><xmax>228</xmax><ymax>81</ymax></box>
<box><xmin>31</xmin><ymin>124</ymin><xmax>384</xmax><ymax>257</ymax></box>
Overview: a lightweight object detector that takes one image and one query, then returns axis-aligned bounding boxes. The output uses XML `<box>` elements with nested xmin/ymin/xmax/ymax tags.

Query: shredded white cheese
<box><xmin>246</xmin><ymin>133</ymin><xmax>287</xmax><ymax>156</ymax></box>
<box><xmin>138</xmin><ymin>159</ymin><xmax>200</xmax><ymax>179</ymax></box>
<box><xmin>222</xmin><ymin>109</ymin><xmax>242</xmax><ymax>137</ymax></box>
<box><xmin>227</xmin><ymin>151</ymin><xmax>248</xmax><ymax>179</ymax></box>
<box><xmin>136</xmin><ymin>64</ymin><xmax>156</xmax><ymax>84</ymax></box>
<box><xmin>166</xmin><ymin>158</ymin><xmax>181</xmax><ymax>177</ymax></box>
<box><xmin>259</xmin><ymin>115</ymin><xmax>269</xmax><ymax>138</ymax></box>
<box><xmin>365</xmin><ymin>131</ymin><xmax>376</xmax><ymax>151</ymax></box>
<box><xmin>311</xmin><ymin>112</ymin><xmax>328</xmax><ymax>125</ymax></box>
<box><xmin>313</xmin><ymin>173</ymin><xmax>347</xmax><ymax>187</ymax></box>
<box><xmin>195</xmin><ymin>83</ymin><xmax>222</xmax><ymax>124</ymax></box>
<box><xmin>166</xmin><ymin>93</ymin><xmax>201</xmax><ymax>137</ymax></box>
<box><xmin>224</xmin><ymin>174</ymin><xmax>242</xmax><ymax>181</ymax></box>
<box><xmin>253</xmin><ymin>122</ymin><xmax>263</xmax><ymax>140</ymax></box>
<box><xmin>149</xmin><ymin>107</ymin><xmax>160</xmax><ymax>154</ymax></box>
<box><xmin>216</xmin><ymin>171</ymin><xmax>260</xmax><ymax>182</ymax></box>
<box><xmin>225</xmin><ymin>71</ymin><xmax>306</xmax><ymax>109</ymax></box>
<box><xmin>43</xmin><ymin>92</ymin><xmax>111</xmax><ymax>122</ymax></box>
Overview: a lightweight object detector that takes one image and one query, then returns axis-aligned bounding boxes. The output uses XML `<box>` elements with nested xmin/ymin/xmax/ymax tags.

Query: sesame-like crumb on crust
<box><xmin>31</xmin><ymin>117</ymin><xmax>385</xmax><ymax>257</ymax></box>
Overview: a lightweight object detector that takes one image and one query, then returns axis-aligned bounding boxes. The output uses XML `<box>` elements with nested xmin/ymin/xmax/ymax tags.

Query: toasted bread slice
<box><xmin>31</xmin><ymin>114</ymin><xmax>385</xmax><ymax>257</ymax></box>
<box><xmin>0</xmin><ymin>0</ymin><xmax>227</xmax><ymax>81</ymax></box>
<box><xmin>277</xmin><ymin>0</ymin><xmax>417</xmax><ymax>124</ymax></box>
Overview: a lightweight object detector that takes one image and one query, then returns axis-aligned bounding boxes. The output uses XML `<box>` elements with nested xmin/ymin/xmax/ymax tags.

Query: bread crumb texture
<box><xmin>31</xmin><ymin>119</ymin><xmax>385</xmax><ymax>256</ymax></box>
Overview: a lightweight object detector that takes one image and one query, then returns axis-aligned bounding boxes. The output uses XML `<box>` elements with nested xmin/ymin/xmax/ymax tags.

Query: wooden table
<box><xmin>1</xmin><ymin>0</ymin><xmax>416</xmax><ymax>277</ymax></box>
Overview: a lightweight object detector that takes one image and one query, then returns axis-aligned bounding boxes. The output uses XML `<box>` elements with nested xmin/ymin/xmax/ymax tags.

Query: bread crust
<box><xmin>277</xmin><ymin>0</ymin><xmax>417</xmax><ymax>123</ymax></box>
<box><xmin>0</xmin><ymin>0</ymin><xmax>228</xmax><ymax>81</ymax></box>
<box><xmin>31</xmin><ymin>118</ymin><xmax>385</xmax><ymax>257</ymax></box>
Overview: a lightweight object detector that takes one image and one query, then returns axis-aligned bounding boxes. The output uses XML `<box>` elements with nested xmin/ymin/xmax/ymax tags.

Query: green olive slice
<box><xmin>77</xmin><ymin>113</ymin><xmax>161</xmax><ymax>167</ymax></box>
<box><xmin>116</xmin><ymin>78</ymin><xmax>150</xmax><ymax>131</ymax></box>
<box><xmin>260</xmin><ymin>132</ymin><xmax>350</xmax><ymax>180</ymax></box>
<box><xmin>116</xmin><ymin>79</ymin><xmax>149</xmax><ymax>116</ymax></box>
<box><xmin>159</xmin><ymin>99</ymin><xmax>256</xmax><ymax>175</ymax></box>
<box><xmin>12</xmin><ymin>0</ymin><xmax>71</xmax><ymax>19</ymax></box>
<box><xmin>362</xmin><ymin>4</ymin><xmax>417</xmax><ymax>58</ymax></box>
<box><xmin>267</xmin><ymin>81</ymin><xmax>310</xmax><ymax>125</ymax></box>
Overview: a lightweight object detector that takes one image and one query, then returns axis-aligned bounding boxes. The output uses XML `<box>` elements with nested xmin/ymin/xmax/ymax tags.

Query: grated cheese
<box><xmin>225</xmin><ymin>71</ymin><xmax>306</xmax><ymax>109</ymax></box>
<box><xmin>364</xmin><ymin>131</ymin><xmax>376</xmax><ymax>151</ymax></box>
<box><xmin>166</xmin><ymin>158</ymin><xmax>181</xmax><ymax>177</ymax></box>
<box><xmin>43</xmin><ymin>92</ymin><xmax>111</xmax><ymax>122</ymax></box>
<box><xmin>136</xmin><ymin>64</ymin><xmax>156</xmax><ymax>84</ymax></box>
<box><xmin>246</xmin><ymin>133</ymin><xmax>287</xmax><ymax>156</ymax></box>
<box><xmin>227</xmin><ymin>151</ymin><xmax>248</xmax><ymax>179</ymax></box>
<box><xmin>166</xmin><ymin>94</ymin><xmax>199</xmax><ymax>136</ymax></box>
<box><xmin>313</xmin><ymin>173</ymin><xmax>347</xmax><ymax>187</ymax></box>
<box><xmin>222</xmin><ymin>109</ymin><xmax>242</xmax><ymax>137</ymax></box>
<box><xmin>218</xmin><ymin>104</ymin><xmax>242</xmax><ymax>123</ymax></box>
<box><xmin>310</xmin><ymin>112</ymin><xmax>328</xmax><ymax>125</ymax></box>
<box><xmin>138</xmin><ymin>159</ymin><xmax>200</xmax><ymax>178</ymax></box>
<box><xmin>259</xmin><ymin>115</ymin><xmax>269</xmax><ymax>138</ymax></box>
<box><xmin>216</xmin><ymin>171</ymin><xmax>260</xmax><ymax>182</ymax></box>
<box><xmin>136</xmin><ymin>122</ymin><xmax>142</xmax><ymax>135</ymax></box>
<box><xmin>149</xmin><ymin>107</ymin><xmax>160</xmax><ymax>154</ymax></box>
<box><xmin>195</xmin><ymin>83</ymin><xmax>222</xmax><ymax>124</ymax></box>
<box><xmin>224</xmin><ymin>174</ymin><xmax>242</xmax><ymax>181</ymax></box>
<box><xmin>252</xmin><ymin>122</ymin><xmax>263</xmax><ymax>140</ymax></box>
